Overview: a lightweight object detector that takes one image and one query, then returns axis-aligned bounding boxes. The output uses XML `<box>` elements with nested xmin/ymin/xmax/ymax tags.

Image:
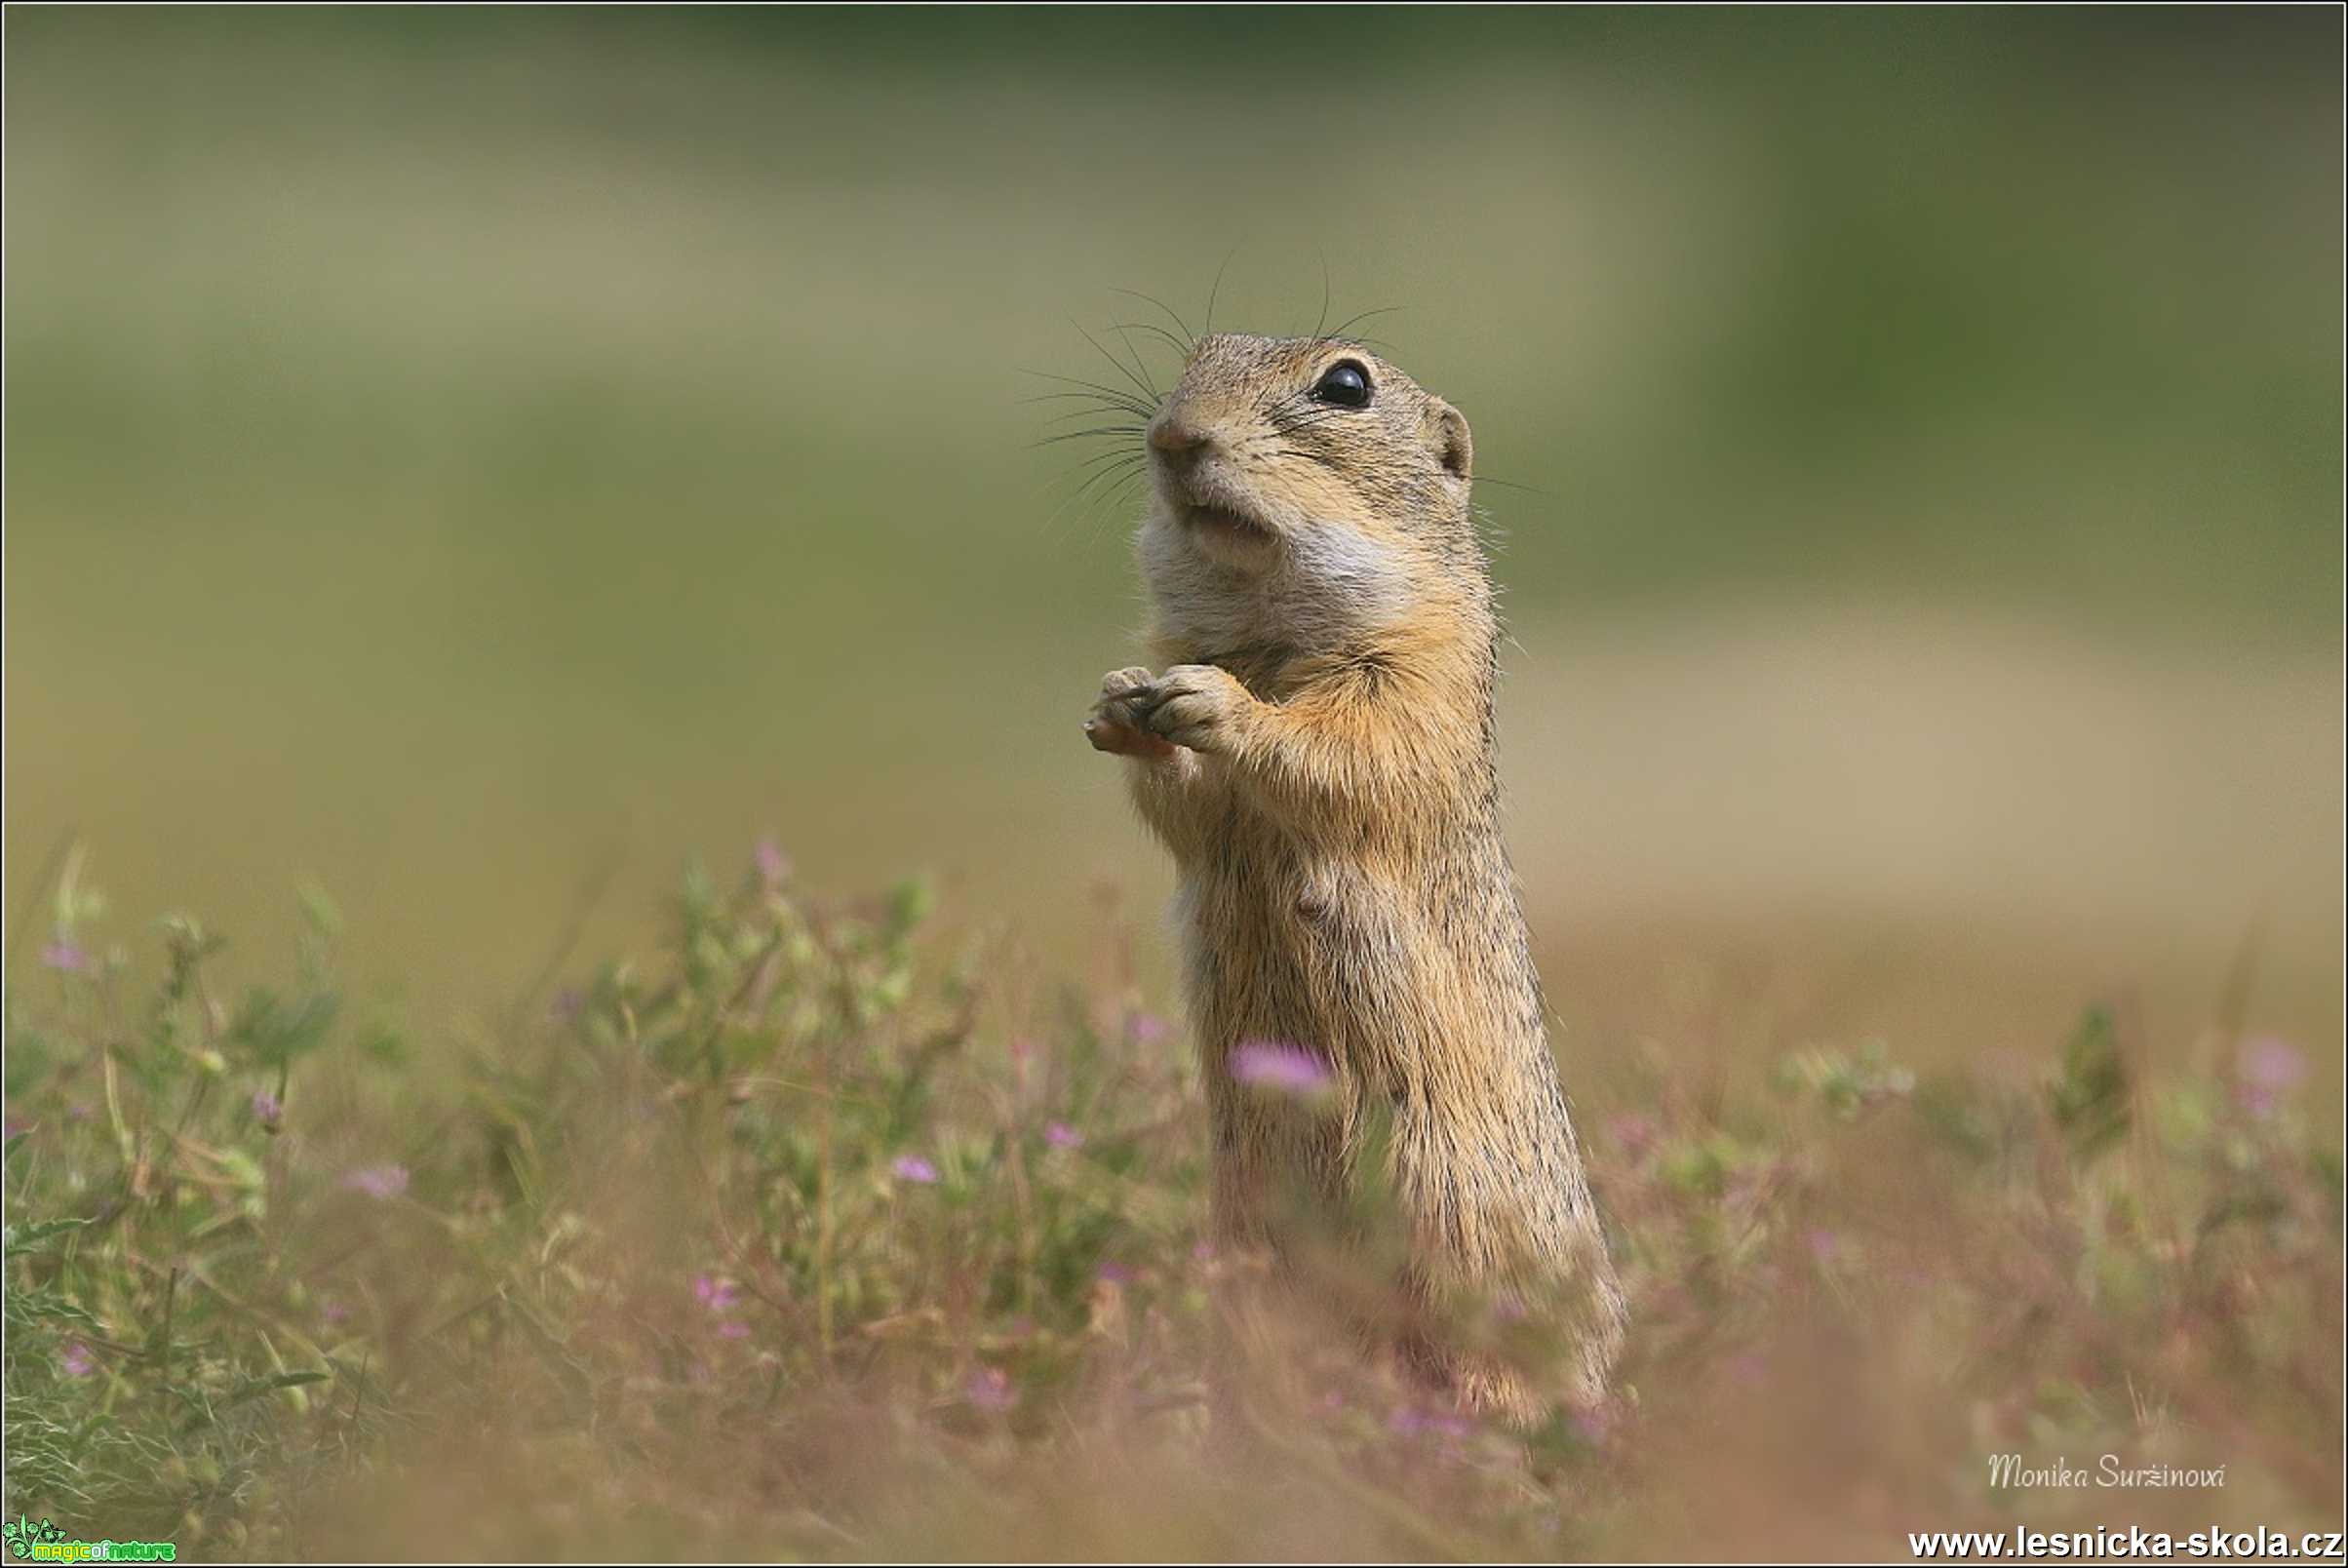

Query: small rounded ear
<box><xmin>1428</xmin><ymin>399</ymin><xmax>1472</xmax><ymax>482</ymax></box>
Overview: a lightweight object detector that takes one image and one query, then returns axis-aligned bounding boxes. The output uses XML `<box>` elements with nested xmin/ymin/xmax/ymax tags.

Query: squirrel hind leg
<box><xmin>1389</xmin><ymin>1329</ymin><xmax>1549</xmax><ymax>1431</ymax></box>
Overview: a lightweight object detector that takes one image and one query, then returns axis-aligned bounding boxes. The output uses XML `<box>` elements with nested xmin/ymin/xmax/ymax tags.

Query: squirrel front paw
<box><xmin>1084</xmin><ymin>667</ymin><xmax>1179</xmax><ymax>761</ymax></box>
<box><xmin>1127</xmin><ymin>663</ymin><xmax>1254</xmax><ymax>755</ymax></box>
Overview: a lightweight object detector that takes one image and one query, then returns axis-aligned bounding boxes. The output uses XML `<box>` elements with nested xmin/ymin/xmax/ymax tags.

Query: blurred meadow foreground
<box><xmin>4</xmin><ymin>9</ymin><xmax>2342</xmax><ymax>1561</ymax></box>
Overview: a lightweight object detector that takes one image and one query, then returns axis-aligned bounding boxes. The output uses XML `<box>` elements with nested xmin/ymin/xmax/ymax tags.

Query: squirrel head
<box><xmin>1137</xmin><ymin>333</ymin><xmax>1480</xmax><ymax>655</ymax></box>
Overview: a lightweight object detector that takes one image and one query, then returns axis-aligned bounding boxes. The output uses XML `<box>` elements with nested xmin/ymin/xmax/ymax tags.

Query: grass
<box><xmin>3</xmin><ymin>847</ymin><xmax>2338</xmax><ymax>1560</ymax></box>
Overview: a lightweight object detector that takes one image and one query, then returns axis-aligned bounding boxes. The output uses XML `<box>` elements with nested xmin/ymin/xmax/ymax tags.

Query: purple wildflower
<box><xmin>320</xmin><ymin>1301</ymin><xmax>351</xmax><ymax>1325</ymax></box>
<box><xmin>1229</xmin><ymin>1040</ymin><xmax>1331</xmax><ymax>1096</ymax></box>
<box><xmin>717</xmin><ymin>1319</ymin><xmax>752</xmax><ymax>1341</ymax></box>
<box><xmin>341</xmin><ymin>1164</ymin><xmax>410</xmax><ymax>1200</ymax></box>
<box><xmin>1127</xmin><ymin>1012</ymin><xmax>1171</xmax><ymax>1046</ymax></box>
<box><xmin>2238</xmin><ymin>1037</ymin><xmax>2307</xmax><ymax>1117</ymax></box>
<box><xmin>251</xmin><ymin>1089</ymin><xmax>283</xmax><ymax>1125</ymax></box>
<box><xmin>1609</xmin><ymin>1113</ymin><xmax>1659</xmax><ymax>1159</ymax></box>
<box><xmin>1391</xmin><ymin>1406</ymin><xmax>1473</xmax><ymax>1440</ymax></box>
<box><xmin>1095</xmin><ymin>1262</ymin><xmax>1136</xmax><ymax>1284</ymax></box>
<box><xmin>755</xmin><ymin>836</ymin><xmax>791</xmax><ymax>886</ymax></box>
<box><xmin>965</xmin><ymin>1366</ymin><xmax>1017</xmax><ymax>1411</ymax></box>
<box><xmin>1044</xmin><ymin>1120</ymin><xmax>1083</xmax><ymax>1150</ymax></box>
<box><xmin>40</xmin><ymin>942</ymin><xmax>88</xmax><ymax>973</ymax></box>
<box><xmin>891</xmin><ymin>1155</ymin><xmax>939</xmax><ymax>1185</ymax></box>
<box><xmin>1569</xmin><ymin>1404</ymin><xmax>1615</xmax><ymax>1445</ymax></box>
<box><xmin>693</xmin><ymin>1274</ymin><xmax>741</xmax><ymax>1313</ymax></box>
<box><xmin>59</xmin><ymin>1342</ymin><xmax>96</xmax><ymax>1378</ymax></box>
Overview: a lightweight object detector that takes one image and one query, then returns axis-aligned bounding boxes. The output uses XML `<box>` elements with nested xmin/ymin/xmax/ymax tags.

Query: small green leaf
<box><xmin>4</xmin><ymin>1217</ymin><xmax>88</xmax><ymax>1257</ymax></box>
<box><xmin>222</xmin><ymin>1370</ymin><xmax>330</xmax><ymax>1408</ymax></box>
<box><xmin>2048</xmin><ymin>1004</ymin><xmax>2130</xmax><ymax>1161</ymax></box>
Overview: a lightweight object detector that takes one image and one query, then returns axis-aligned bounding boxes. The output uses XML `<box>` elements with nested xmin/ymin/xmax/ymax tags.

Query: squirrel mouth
<box><xmin>1183</xmin><ymin>503</ymin><xmax>1272</xmax><ymax>541</ymax></box>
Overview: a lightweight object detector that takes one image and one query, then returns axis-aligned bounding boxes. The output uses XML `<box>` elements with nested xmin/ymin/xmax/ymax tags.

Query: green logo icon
<box><xmin>2</xmin><ymin>1519</ymin><xmax>64</xmax><ymax>1561</ymax></box>
<box><xmin>0</xmin><ymin>1518</ymin><xmax>176</xmax><ymax>1562</ymax></box>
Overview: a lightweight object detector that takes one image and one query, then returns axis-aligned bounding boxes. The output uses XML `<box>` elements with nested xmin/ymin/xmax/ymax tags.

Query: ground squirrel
<box><xmin>1082</xmin><ymin>332</ymin><xmax>1624</xmax><ymax>1423</ymax></box>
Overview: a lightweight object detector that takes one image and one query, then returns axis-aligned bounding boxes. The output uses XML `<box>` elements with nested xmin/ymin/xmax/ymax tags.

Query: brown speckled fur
<box><xmin>1084</xmin><ymin>333</ymin><xmax>1624</xmax><ymax>1422</ymax></box>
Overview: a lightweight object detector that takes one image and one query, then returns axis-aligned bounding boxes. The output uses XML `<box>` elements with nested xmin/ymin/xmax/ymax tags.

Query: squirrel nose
<box><xmin>1149</xmin><ymin>414</ymin><xmax>1210</xmax><ymax>458</ymax></box>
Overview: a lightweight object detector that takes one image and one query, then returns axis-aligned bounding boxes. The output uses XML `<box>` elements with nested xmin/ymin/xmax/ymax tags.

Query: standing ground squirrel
<box><xmin>1082</xmin><ymin>332</ymin><xmax>1624</xmax><ymax>1423</ymax></box>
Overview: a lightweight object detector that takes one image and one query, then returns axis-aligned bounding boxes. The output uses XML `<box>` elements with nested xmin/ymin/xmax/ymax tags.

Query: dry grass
<box><xmin>4</xmin><ymin>844</ymin><xmax>2338</xmax><ymax>1561</ymax></box>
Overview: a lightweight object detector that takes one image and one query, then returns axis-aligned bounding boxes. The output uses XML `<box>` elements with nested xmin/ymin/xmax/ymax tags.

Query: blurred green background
<box><xmin>6</xmin><ymin>9</ymin><xmax>2340</xmax><ymax>1062</ymax></box>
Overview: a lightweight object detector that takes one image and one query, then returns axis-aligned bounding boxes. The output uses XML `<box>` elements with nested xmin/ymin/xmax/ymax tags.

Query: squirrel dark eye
<box><xmin>1310</xmin><ymin>361</ymin><xmax>1372</xmax><ymax>409</ymax></box>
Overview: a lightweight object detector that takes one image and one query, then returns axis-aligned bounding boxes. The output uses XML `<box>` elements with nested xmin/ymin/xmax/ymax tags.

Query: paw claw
<box><xmin>1134</xmin><ymin>664</ymin><xmax>1246</xmax><ymax>754</ymax></box>
<box><xmin>1099</xmin><ymin>667</ymin><xmax>1154</xmax><ymax>699</ymax></box>
<box><xmin>1087</xmin><ymin>669</ymin><xmax>1181</xmax><ymax>760</ymax></box>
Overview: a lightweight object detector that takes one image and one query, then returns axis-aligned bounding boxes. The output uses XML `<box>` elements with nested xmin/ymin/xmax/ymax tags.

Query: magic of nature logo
<box><xmin>2</xmin><ymin>1517</ymin><xmax>176</xmax><ymax>1562</ymax></box>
